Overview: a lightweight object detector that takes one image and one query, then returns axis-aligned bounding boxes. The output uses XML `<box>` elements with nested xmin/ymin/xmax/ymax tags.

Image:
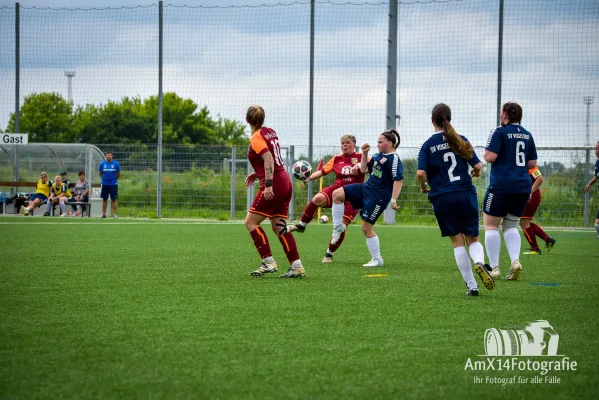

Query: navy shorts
<box><xmin>101</xmin><ymin>185</ymin><xmax>118</xmax><ymax>200</ymax></box>
<box><xmin>483</xmin><ymin>190</ymin><xmax>529</xmax><ymax>218</ymax></box>
<box><xmin>29</xmin><ymin>193</ymin><xmax>47</xmax><ymax>203</ymax></box>
<box><xmin>431</xmin><ymin>191</ymin><xmax>479</xmax><ymax>237</ymax></box>
<box><xmin>343</xmin><ymin>183</ymin><xmax>389</xmax><ymax>225</ymax></box>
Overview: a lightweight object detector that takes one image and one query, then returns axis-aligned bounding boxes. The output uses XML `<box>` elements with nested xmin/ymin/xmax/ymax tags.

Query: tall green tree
<box><xmin>6</xmin><ymin>92</ymin><xmax>73</xmax><ymax>142</ymax></box>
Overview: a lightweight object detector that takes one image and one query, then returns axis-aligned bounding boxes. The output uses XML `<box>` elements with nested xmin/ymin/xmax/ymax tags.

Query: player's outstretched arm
<box><xmin>308</xmin><ymin>170</ymin><xmax>324</xmax><ymax>181</ymax></box>
<box><xmin>585</xmin><ymin>176</ymin><xmax>597</xmax><ymax>193</ymax></box>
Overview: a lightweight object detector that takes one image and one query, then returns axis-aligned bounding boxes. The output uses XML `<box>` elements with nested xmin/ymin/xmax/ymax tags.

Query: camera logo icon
<box><xmin>484</xmin><ymin>320</ymin><xmax>559</xmax><ymax>356</ymax></box>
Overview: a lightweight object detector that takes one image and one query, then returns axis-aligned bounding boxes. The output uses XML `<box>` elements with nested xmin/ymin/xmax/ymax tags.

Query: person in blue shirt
<box><xmin>417</xmin><ymin>103</ymin><xmax>494</xmax><ymax>296</ymax></box>
<box><xmin>484</xmin><ymin>102</ymin><xmax>538</xmax><ymax>281</ymax></box>
<box><xmin>98</xmin><ymin>151</ymin><xmax>121</xmax><ymax>218</ymax></box>
<box><xmin>583</xmin><ymin>141</ymin><xmax>599</xmax><ymax>238</ymax></box>
<box><xmin>330</xmin><ymin>129</ymin><xmax>403</xmax><ymax>267</ymax></box>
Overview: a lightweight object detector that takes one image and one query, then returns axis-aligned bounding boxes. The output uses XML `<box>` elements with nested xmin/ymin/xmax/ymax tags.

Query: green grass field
<box><xmin>1</xmin><ymin>217</ymin><xmax>598</xmax><ymax>399</ymax></box>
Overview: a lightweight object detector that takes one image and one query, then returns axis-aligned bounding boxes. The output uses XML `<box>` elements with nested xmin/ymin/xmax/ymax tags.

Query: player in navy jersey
<box><xmin>484</xmin><ymin>102</ymin><xmax>538</xmax><ymax>281</ymax></box>
<box><xmin>330</xmin><ymin>129</ymin><xmax>403</xmax><ymax>267</ymax></box>
<box><xmin>417</xmin><ymin>104</ymin><xmax>494</xmax><ymax>296</ymax></box>
<box><xmin>583</xmin><ymin>141</ymin><xmax>599</xmax><ymax>238</ymax></box>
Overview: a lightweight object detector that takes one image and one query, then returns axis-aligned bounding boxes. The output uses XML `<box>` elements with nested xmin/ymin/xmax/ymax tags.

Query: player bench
<box><xmin>0</xmin><ymin>181</ymin><xmax>98</xmax><ymax>217</ymax></box>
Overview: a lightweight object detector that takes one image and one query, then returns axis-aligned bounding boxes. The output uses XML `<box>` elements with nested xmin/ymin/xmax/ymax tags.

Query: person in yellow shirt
<box><xmin>45</xmin><ymin>175</ymin><xmax>72</xmax><ymax>217</ymax></box>
<box><xmin>21</xmin><ymin>172</ymin><xmax>52</xmax><ymax>216</ymax></box>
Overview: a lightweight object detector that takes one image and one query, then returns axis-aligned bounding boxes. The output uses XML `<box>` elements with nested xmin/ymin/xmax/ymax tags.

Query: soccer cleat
<box><xmin>288</xmin><ymin>223</ymin><xmax>306</xmax><ymax>233</ymax></box>
<box><xmin>21</xmin><ymin>206</ymin><xmax>30</xmax><ymax>216</ymax></box>
<box><xmin>506</xmin><ymin>260</ymin><xmax>522</xmax><ymax>281</ymax></box>
<box><xmin>546</xmin><ymin>238</ymin><xmax>556</xmax><ymax>252</ymax></box>
<box><xmin>113</xmin><ymin>214</ymin><xmax>118</xmax><ymax>219</ymax></box>
<box><xmin>467</xmin><ymin>288</ymin><xmax>480</xmax><ymax>296</ymax></box>
<box><xmin>489</xmin><ymin>266</ymin><xmax>501</xmax><ymax>279</ymax></box>
<box><xmin>522</xmin><ymin>250</ymin><xmax>541</xmax><ymax>255</ymax></box>
<box><xmin>99</xmin><ymin>215</ymin><xmax>107</xmax><ymax>219</ymax></box>
<box><xmin>250</xmin><ymin>261</ymin><xmax>278</xmax><ymax>277</ymax></box>
<box><xmin>331</xmin><ymin>224</ymin><xmax>346</xmax><ymax>245</ymax></box>
<box><xmin>474</xmin><ymin>262</ymin><xmax>495</xmax><ymax>290</ymax></box>
<box><xmin>279</xmin><ymin>266</ymin><xmax>305</xmax><ymax>278</ymax></box>
<box><xmin>322</xmin><ymin>252</ymin><xmax>334</xmax><ymax>263</ymax></box>
<box><xmin>363</xmin><ymin>258</ymin><xmax>384</xmax><ymax>267</ymax></box>
<box><xmin>59</xmin><ymin>213</ymin><xmax>67</xmax><ymax>217</ymax></box>
<box><xmin>43</xmin><ymin>212</ymin><xmax>51</xmax><ymax>217</ymax></box>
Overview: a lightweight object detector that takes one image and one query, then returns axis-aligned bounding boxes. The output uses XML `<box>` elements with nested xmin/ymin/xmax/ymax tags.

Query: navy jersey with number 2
<box><xmin>417</xmin><ymin>132</ymin><xmax>480</xmax><ymax>198</ymax></box>
<box><xmin>486</xmin><ymin>124</ymin><xmax>537</xmax><ymax>194</ymax></box>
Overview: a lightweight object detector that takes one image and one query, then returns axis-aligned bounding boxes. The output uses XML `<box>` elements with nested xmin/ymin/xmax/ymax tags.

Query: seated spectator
<box><xmin>71</xmin><ymin>171</ymin><xmax>90</xmax><ymax>216</ymax></box>
<box><xmin>21</xmin><ymin>172</ymin><xmax>52</xmax><ymax>216</ymax></box>
<box><xmin>44</xmin><ymin>175</ymin><xmax>72</xmax><ymax>217</ymax></box>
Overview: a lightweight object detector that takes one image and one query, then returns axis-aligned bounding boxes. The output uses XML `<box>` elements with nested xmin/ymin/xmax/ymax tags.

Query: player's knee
<box><xmin>503</xmin><ymin>214</ymin><xmax>520</xmax><ymax>231</ymax></box>
<box><xmin>313</xmin><ymin>193</ymin><xmax>327</xmax><ymax>207</ymax></box>
<box><xmin>332</xmin><ymin>188</ymin><xmax>345</xmax><ymax>203</ymax></box>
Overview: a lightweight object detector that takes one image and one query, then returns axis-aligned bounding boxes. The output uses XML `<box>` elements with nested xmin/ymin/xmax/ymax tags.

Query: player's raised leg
<box><xmin>289</xmin><ymin>192</ymin><xmax>328</xmax><ymax>233</ymax></box>
<box><xmin>323</xmin><ymin>216</ymin><xmax>351</xmax><ymax>263</ymax></box>
<box><xmin>331</xmin><ymin>187</ymin><xmax>348</xmax><ymax>244</ymax></box>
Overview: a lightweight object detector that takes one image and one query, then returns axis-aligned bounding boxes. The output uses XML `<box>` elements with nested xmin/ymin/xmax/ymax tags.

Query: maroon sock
<box><xmin>278</xmin><ymin>232</ymin><xmax>300</xmax><ymax>264</ymax></box>
<box><xmin>300</xmin><ymin>201</ymin><xmax>319</xmax><ymax>225</ymax></box>
<box><xmin>523</xmin><ymin>226</ymin><xmax>540</xmax><ymax>251</ymax></box>
<box><xmin>250</xmin><ymin>227</ymin><xmax>272</xmax><ymax>259</ymax></box>
<box><xmin>328</xmin><ymin>231</ymin><xmax>346</xmax><ymax>254</ymax></box>
<box><xmin>531</xmin><ymin>222</ymin><xmax>550</xmax><ymax>242</ymax></box>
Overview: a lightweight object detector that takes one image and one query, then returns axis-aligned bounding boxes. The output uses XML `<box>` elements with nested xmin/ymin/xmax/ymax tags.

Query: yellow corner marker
<box><xmin>364</xmin><ymin>274</ymin><xmax>388</xmax><ymax>278</ymax></box>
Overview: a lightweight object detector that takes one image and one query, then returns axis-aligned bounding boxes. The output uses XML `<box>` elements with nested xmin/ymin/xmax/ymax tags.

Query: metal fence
<box><xmin>0</xmin><ymin>1</ymin><xmax>597</xmax><ymax>224</ymax></box>
<box><xmin>91</xmin><ymin>144</ymin><xmax>596</xmax><ymax>227</ymax></box>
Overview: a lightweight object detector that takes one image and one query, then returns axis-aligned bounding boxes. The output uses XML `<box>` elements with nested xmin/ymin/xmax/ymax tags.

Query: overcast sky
<box><xmin>0</xmin><ymin>0</ymin><xmax>597</xmax><ymax>154</ymax></box>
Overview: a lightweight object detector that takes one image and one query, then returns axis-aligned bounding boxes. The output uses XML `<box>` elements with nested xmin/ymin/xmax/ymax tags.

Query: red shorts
<box><xmin>521</xmin><ymin>191</ymin><xmax>541</xmax><ymax>219</ymax></box>
<box><xmin>521</xmin><ymin>199</ymin><xmax>540</xmax><ymax>219</ymax></box>
<box><xmin>320</xmin><ymin>184</ymin><xmax>359</xmax><ymax>222</ymax></box>
<box><xmin>249</xmin><ymin>173</ymin><xmax>292</xmax><ymax>219</ymax></box>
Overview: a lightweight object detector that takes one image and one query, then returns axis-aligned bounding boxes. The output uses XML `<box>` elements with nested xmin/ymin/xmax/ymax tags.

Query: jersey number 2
<box><xmin>443</xmin><ymin>152</ymin><xmax>461</xmax><ymax>182</ymax></box>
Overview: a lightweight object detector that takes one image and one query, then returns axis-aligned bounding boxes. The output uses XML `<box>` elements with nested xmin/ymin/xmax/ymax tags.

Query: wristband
<box><xmin>391</xmin><ymin>199</ymin><xmax>397</xmax><ymax>203</ymax></box>
<box><xmin>264</xmin><ymin>180</ymin><xmax>273</xmax><ymax>188</ymax></box>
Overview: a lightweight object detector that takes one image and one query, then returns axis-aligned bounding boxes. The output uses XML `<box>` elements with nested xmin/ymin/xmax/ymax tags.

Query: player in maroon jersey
<box><xmin>244</xmin><ymin>105</ymin><xmax>305</xmax><ymax>278</ymax></box>
<box><xmin>289</xmin><ymin>134</ymin><xmax>365</xmax><ymax>263</ymax></box>
<box><xmin>520</xmin><ymin>166</ymin><xmax>556</xmax><ymax>255</ymax></box>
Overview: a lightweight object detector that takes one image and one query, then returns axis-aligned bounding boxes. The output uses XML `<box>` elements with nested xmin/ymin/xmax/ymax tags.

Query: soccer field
<box><xmin>1</xmin><ymin>218</ymin><xmax>598</xmax><ymax>399</ymax></box>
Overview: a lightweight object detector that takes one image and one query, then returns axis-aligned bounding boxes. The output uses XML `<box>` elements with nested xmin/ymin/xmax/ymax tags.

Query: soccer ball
<box><xmin>320</xmin><ymin>215</ymin><xmax>329</xmax><ymax>224</ymax></box>
<box><xmin>292</xmin><ymin>160</ymin><xmax>312</xmax><ymax>181</ymax></box>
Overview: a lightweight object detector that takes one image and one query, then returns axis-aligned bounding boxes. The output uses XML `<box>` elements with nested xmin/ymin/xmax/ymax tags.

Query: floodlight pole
<box><xmin>15</xmin><ymin>2</ymin><xmax>20</xmax><ymax>134</ymax></box>
<box><xmin>383</xmin><ymin>0</ymin><xmax>398</xmax><ymax>225</ymax></box>
<box><xmin>64</xmin><ymin>71</ymin><xmax>75</xmax><ymax>103</ymax></box>
<box><xmin>583</xmin><ymin>96</ymin><xmax>594</xmax><ymax>228</ymax></box>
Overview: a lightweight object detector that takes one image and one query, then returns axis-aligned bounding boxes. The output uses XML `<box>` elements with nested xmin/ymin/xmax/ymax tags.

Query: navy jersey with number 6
<box><xmin>486</xmin><ymin>124</ymin><xmax>537</xmax><ymax>194</ymax></box>
<box><xmin>365</xmin><ymin>152</ymin><xmax>404</xmax><ymax>199</ymax></box>
<box><xmin>417</xmin><ymin>132</ymin><xmax>480</xmax><ymax>198</ymax></box>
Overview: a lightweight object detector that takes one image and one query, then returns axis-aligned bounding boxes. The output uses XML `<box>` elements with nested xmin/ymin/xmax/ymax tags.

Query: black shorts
<box><xmin>101</xmin><ymin>185</ymin><xmax>118</xmax><ymax>200</ymax></box>
<box><xmin>483</xmin><ymin>190</ymin><xmax>529</xmax><ymax>218</ymax></box>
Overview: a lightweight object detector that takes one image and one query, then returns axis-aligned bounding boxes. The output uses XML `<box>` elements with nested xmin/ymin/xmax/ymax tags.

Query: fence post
<box><xmin>15</xmin><ymin>2</ymin><xmax>20</xmax><ymax>134</ymax></box>
<box><xmin>307</xmin><ymin>0</ymin><xmax>315</xmax><ymax>203</ymax></box>
<box><xmin>230</xmin><ymin>146</ymin><xmax>237</xmax><ymax>220</ymax></box>
<box><xmin>383</xmin><ymin>0</ymin><xmax>398</xmax><ymax>225</ymax></box>
<box><xmin>246</xmin><ymin>159</ymin><xmax>253</xmax><ymax>213</ymax></box>
<box><xmin>289</xmin><ymin>145</ymin><xmax>295</xmax><ymax>221</ymax></box>
<box><xmin>156</xmin><ymin>0</ymin><xmax>163</xmax><ymax>218</ymax></box>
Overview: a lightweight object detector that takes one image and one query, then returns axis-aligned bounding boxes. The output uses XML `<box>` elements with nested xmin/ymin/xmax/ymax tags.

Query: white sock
<box><xmin>485</xmin><ymin>229</ymin><xmax>501</xmax><ymax>268</ymax></box>
<box><xmin>503</xmin><ymin>228</ymin><xmax>521</xmax><ymax>263</ymax></box>
<box><xmin>299</xmin><ymin>221</ymin><xmax>307</xmax><ymax>227</ymax></box>
<box><xmin>595</xmin><ymin>223</ymin><xmax>599</xmax><ymax>238</ymax></box>
<box><xmin>455</xmin><ymin>246</ymin><xmax>477</xmax><ymax>290</ymax></box>
<box><xmin>60</xmin><ymin>202</ymin><xmax>66</xmax><ymax>214</ymax></box>
<box><xmin>45</xmin><ymin>202</ymin><xmax>52</xmax><ymax>213</ymax></box>
<box><xmin>263</xmin><ymin>256</ymin><xmax>275</xmax><ymax>264</ymax></box>
<box><xmin>468</xmin><ymin>241</ymin><xmax>485</xmax><ymax>265</ymax></box>
<box><xmin>326</xmin><ymin>248</ymin><xmax>335</xmax><ymax>255</ymax></box>
<box><xmin>292</xmin><ymin>259</ymin><xmax>303</xmax><ymax>269</ymax></box>
<box><xmin>332</xmin><ymin>202</ymin><xmax>344</xmax><ymax>228</ymax></box>
<box><xmin>365</xmin><ymin>235</ymin><xmax>381</xmax><ymax>260</ymax></box>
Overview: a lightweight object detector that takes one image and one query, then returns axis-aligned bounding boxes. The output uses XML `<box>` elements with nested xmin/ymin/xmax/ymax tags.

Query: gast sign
<box><xmin>2</xmin><ymin>134</ymin><xmax>28</xmax><ymax>144</ymax></box>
